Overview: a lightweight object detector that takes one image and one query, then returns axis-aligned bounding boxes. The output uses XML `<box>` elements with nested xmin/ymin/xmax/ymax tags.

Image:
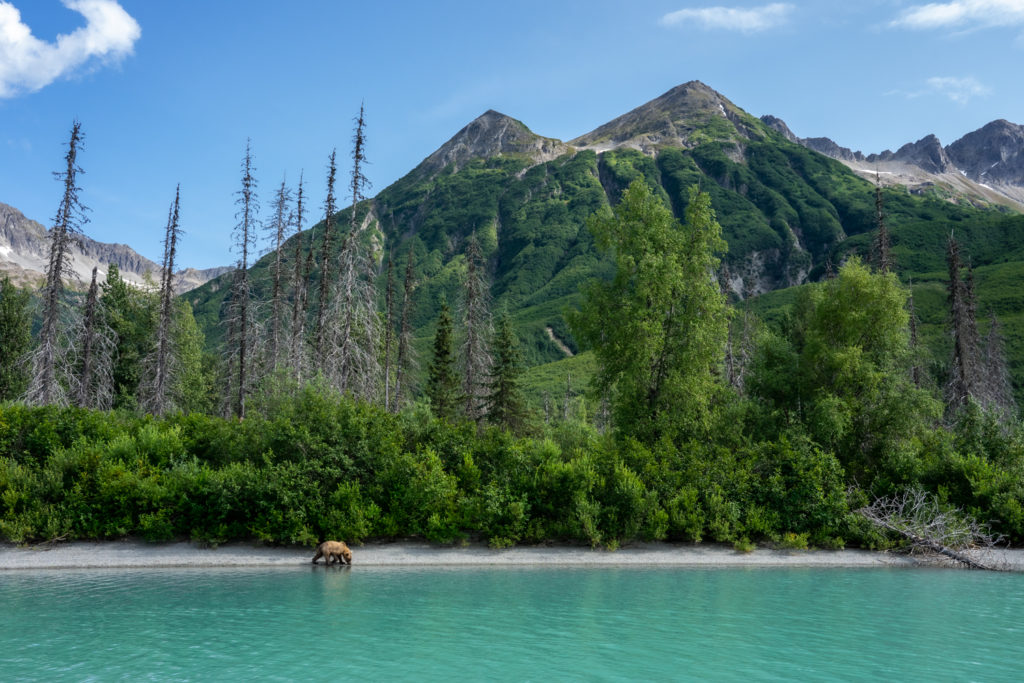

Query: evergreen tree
<box><xmin>72</xmin><ymin>266</ymin><xmax>115</xmax><ymax>410</ymax></box>
<box><xmin>0</xmin><ymin>277</ymin><xmax>32</xmax><ymax>401</ymax></box>
<box><xmin>485</xmin><ymin>309</ymin><xmax>527</xmax><ymax>432</ymax></box>
<box><xmin>426</xmin><ymin>300</ymin><xmax>459</xmax><ymax>421</ymax></box>
<box><xmin>172</xmin><ymin>300</ymin><xmax>214</xmax><ymax>414</ymax></box>
<box><xmin>570</xmin><ymin>180</ymin><xmax>730</xmax><ymax>443</ymax></box>
<box><xmin>102</xmin><ymin>264</ymin><xmax>157</xmax><ymax>410</ymax></box>
<box><xmin>28</xmin><ymin>120</ymin><xmax>87</xmax><ymax>406</ymax></box>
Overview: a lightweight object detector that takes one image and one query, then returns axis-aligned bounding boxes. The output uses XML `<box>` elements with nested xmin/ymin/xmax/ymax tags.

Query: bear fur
<box><xmin>312</xmin><ymin>540</ymin><xmax>353</xmax><ymax>565</ymax></box>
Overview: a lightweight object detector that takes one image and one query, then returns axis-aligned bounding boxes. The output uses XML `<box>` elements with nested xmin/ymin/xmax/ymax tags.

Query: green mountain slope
<box><xmin>186</xmin><ymin>81</ymin><xmax>1024</xmax><ymax>402</ymax></box>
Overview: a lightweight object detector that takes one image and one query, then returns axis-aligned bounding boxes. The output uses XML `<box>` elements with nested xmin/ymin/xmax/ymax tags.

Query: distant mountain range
<box><xmin>0</xmin><ymin>201</ymin><xmax>230</xmax><ymax>292</ymax></box>
<box><xmin>761</xmin><ymin>115</ymin><xmax>1024</xmax><ymax>209</ymax></box>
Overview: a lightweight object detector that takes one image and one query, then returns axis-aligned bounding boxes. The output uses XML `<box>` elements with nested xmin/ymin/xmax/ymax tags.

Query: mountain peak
<box><xmin>570</xmin><ymin>80</ymin><xmax>763</xmax><ymax>152</ymax></box>
<box><xmin>416</xmin><ymin>110</ymin><xmax>569</xmax><ymax>176</ymax></box>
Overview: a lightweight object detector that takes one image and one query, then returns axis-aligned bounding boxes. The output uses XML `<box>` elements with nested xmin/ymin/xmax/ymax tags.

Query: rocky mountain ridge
<box><xmin>760</xmin><ymin>115</ymin><xmax>1024</xmax><ymax>209</ymax></box>
<box><xmin>0</xmin><ymin>201</ymin><xmax>229</xmax><ymax>292</ymax></box>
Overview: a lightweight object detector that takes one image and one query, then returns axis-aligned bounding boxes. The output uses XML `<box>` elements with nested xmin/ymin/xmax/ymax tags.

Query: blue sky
<box><xmin>2</xmin><ymin>0</ymin><xmax>1023</xmax><ymax>269</ymax></box>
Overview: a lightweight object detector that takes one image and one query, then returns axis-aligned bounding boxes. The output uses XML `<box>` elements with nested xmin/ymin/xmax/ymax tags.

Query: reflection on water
<box><xmin>1</xmin><ymin>566</ymin><xmax>1022</xmax><ymax>680</ymax></box>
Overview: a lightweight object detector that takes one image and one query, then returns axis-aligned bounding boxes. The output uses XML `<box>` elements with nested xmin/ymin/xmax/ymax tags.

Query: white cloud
<box><xmin>924</xmin><ymin>76</ymin><xmax>991</xmax><ymax>103</ymax></box>
<box><xmin>891</xmin><ymin>0</ymin><xmax>1024</xmax><ymax>30</ymax></box>
<box><xmin>660</xmin><ymin>3</ymin><xmax>794</xmax><ymax>33</ymax></box>
<box><xmin>0</xmin><ymin>0</ymin><xmax>140</xmax><ymax>98</ymax></box>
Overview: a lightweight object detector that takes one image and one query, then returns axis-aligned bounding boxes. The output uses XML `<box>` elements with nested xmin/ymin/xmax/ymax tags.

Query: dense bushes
<box><xmin>0</xmin><ymin>385</ymin><xmax>903</xmax><ymax>548</ymax></box>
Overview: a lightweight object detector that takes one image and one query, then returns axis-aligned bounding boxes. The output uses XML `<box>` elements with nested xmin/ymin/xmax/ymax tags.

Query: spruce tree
<box><xmin>0</xmin><ymin>277</ymin><xmax>32</xmax><ymax>401</ymax></box>
<box><xmin>485</xmin><ymin>309</ymin><xmax>527</xmax><ymax>432</ymax></box>
<box><xmin>73</xmin><ymin>266</ymin><xmax>115</xmax><ymax>410</ymax></box>
<box><xmin>426</xmin><ymin>301</ymin><xmax>459</xmax><ymax>421</ymax></box>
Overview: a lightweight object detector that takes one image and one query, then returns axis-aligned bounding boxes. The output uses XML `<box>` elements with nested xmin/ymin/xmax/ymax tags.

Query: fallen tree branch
<box><xmin>857</xmin><ymin>488</ymin><xmax>1007</xmax><ymax>571</ymax></box>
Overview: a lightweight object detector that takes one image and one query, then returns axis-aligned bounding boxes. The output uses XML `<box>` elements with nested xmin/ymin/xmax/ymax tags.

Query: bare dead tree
<box><xmin>224</xmin><ymin>141</ymin><xmax>259</xmax><ymax>419</ymax></box>
<box><xmin>725</xmin><ymin>310</ymin><xmax>756</xmax><ymax>393</ymax></box>
<box><xmin>392</xmin><ymin>246</ymin><xmax>416</xmax><ymax>412</ymax></box>
<box><xmin>314</xmin><ymin>150</ymin><xmax>338</xmax><ymax>361</ymax></box>
<box><xmin>907</xmin><ymin>283</ymin><xmax>922</xmax><ymax>389</ymax></box>
<box><xmin>289</xmin><ymin>172</ymin><xmax>312</xmax><ymax>381</ymax></box>
<box><xmin>140</xmin><ymin>186</ymin><xmax>183</xmax><ymax>416</ymax></box>
<box><xmin>266</xmin><ymin>176</ymin><xmax>292</xmax><ymax>370</ymax></box>
<box><xmin>460</xmin><ymin>233</ymin><xmax>492</xmax><ymax>421</ymax></box>
<box><xmin>71</xmin><ymin>266</ymin><xmax>114</xmax><ymax>409</ymax></box>
<box><xmin>857</xmin><ymin>488</ymin><xmax>1006</xmax><ymax>570</ymax></box>
<box><xmin>27</xmin><ymin>120</ymin><xmax>88</xmax><ymax>407</ymax></box>
<box><xmin>872</xmin><ymin>173</ymin><xmax>893</xmax><ymax>273</ymax></box>
<box><xmin>981</xmin><ymin>310</ymin><xmax>1017</xmax><ymax>419</ymax></box>
<box><xmin>327</xmin><ymin>103</ymin><xmax>379</xmax><ymax>400</ymax></box>
<box><xmin>945</xmin><ymin>234</ymin><xmax>980</xmax><ymax>415</ymax></box>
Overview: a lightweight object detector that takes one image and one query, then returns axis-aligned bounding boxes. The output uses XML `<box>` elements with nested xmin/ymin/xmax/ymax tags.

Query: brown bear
<box><xmin>312</xmin><ymin>540</ymin><xmax>353</xmax><ymax>565</ymax></box>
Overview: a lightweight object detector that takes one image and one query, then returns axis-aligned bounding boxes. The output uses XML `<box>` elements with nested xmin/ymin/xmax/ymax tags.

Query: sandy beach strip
<box><xmin>4</xmin><ymin>539</ymin><xmax>1021</xmax><ymax>570</ymax></box>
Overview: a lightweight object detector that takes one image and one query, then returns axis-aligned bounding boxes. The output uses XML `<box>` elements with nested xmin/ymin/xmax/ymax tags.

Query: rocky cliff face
<box><xmin>0</xmin><ymin>201</ymin><xmax>225</xmax><ymax>292</ymax></box>
<box><xmin>946</xmin><ymin>119</ymin><xmax>1024</xmax><ymax>186</ymax></box>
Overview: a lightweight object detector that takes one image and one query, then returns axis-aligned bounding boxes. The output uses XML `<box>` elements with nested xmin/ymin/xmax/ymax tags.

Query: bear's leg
<box><xmin>312</xmin><ymin>549</ymin><xmax>324</xmax><ymax>564</ymax></box>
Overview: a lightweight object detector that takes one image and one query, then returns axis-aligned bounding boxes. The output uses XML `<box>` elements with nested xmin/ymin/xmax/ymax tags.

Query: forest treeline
<box><xmin>1</xmin><ymin>122</ymin><xmax>1022</xmax><ymax>549</ymax></box>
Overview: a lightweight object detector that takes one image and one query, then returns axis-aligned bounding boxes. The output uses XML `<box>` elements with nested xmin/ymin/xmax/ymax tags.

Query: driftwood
<box><xmin>857</xmin><ymin>488</ymin><xmax>1007</xmax><ymax>571</ymax></box>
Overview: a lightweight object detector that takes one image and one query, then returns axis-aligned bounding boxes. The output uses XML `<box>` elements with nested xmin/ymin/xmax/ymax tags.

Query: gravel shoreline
<box><xmin>4</xmin><ymin>539</ymin><xmax>1021</xmax><ymax>570</ymax></box>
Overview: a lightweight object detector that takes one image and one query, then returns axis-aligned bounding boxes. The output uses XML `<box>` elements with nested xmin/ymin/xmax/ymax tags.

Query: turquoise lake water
<box><xmin>1</xmin><ymin>566</ymin><xmax>1022</xmax><ymax>681</ymax></box>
